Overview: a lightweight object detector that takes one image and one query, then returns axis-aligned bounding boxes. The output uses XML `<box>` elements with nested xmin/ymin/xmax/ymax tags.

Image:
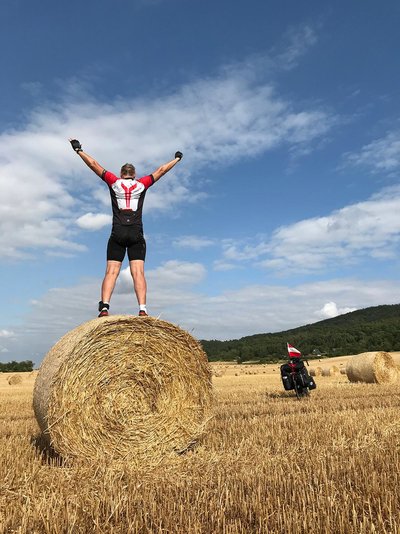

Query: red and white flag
<box><xmin>287</xmin><ymin>343</ymin><xmax>301</xmax><ymax>358</ymax></box>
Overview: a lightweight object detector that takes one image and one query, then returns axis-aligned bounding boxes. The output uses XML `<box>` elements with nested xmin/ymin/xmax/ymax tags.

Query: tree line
<box><xmin>0</xmin><ymin>360</ymin><xmax>34</xmax><ymax>373</ymax></box>
<box><xmin>201</xmin><ymin>304</ymin><xmax>400</xmax><ymax>362</ymax></box>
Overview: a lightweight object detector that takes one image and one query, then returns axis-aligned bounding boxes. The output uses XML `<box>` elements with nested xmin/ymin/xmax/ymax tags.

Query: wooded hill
<box><xmin>201</xmin><ymin>304</ymin><xmax>400</xmax><ymax>362</ymax></box>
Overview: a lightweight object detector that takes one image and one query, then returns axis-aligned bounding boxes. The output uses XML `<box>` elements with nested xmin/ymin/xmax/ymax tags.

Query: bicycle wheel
<box><xmin>293</xmin><ymin>375</ymin><xmax>309</xmax><ymax>399</ymax></box>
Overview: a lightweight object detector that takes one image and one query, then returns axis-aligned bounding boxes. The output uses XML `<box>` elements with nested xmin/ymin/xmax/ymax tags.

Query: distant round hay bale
<box><xmin>33</xmin><ymin>316</ymin><xmax>213</xmax><ymax>463</ymax></box>
<box><xmin>321</xmin><ymin>365</ymin><xmax>340</xmax><ymax>377</ymax></box>
<box><xmin>340</xmin><ymin>368</ymin><xmax>347</xmax><ymax>375</ymax></box>
<box><xmin>313</xmin><ymin>366</ymin><xmax>322</xmax><ymax>376</ymax></box>
<box><xmin>8</xmin><ymin>374</ymin><xmax>22</xmax><ymax>385</ymax></box>
<box><xmin>310</xmin><ymin>366</ymin><xmax>322</xmax><ymax>377</ymax></box>
<box><xmin>346</xmin><ymin>352</ymin><xmax>399</xmax><ymax>384</ymax></box>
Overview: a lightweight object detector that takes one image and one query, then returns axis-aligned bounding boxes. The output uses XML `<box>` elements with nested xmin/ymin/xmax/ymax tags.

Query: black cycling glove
<box><xmin>70</xmin><ymin>139</ymin><xmax>83</xmax><ymax>153</ymax></box>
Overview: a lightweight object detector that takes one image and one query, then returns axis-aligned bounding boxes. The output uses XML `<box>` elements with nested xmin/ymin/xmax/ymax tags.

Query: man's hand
<box><xmin>152</xmin><ymin>152</ymin><xmax>184</xmax><ymax>181</ymax></box>
<box><xmin>69</xmin><ymin>139</ymin><xmax>83</xmax><ymax>153</ymax></box>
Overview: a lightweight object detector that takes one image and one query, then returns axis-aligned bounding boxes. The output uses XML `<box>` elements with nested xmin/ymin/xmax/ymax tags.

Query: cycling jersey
<box><xmin>101</xmin><ymin>170</ymin><xmax>155</xmax><ymax>227</ymax></box>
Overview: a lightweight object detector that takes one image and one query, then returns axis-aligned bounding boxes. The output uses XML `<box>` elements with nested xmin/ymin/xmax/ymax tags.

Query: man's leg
<box><xmin>101</xmin><ymin>260</ymin><xmax>122</xmax><ymax>303</ymax></box>
<box><xmin>129</xmin><ymin>260</ymin><xmax>147</xmax><ymax>311</ymax></box>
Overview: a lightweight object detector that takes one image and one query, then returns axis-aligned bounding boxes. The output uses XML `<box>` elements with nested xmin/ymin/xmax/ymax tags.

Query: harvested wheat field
<box><xmin>2</xmin><ymin>356</ymin><xmax>400</xmax><ymax>533</ymax></box>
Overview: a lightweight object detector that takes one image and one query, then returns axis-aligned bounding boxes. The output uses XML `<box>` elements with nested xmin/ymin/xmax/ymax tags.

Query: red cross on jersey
<box><xmin>102</xmin><ymin>170</ymin><xmax>155</xmax><ymax>227</ymax></box>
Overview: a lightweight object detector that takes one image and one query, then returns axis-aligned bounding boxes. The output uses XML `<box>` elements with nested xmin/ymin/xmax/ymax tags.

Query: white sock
<box><xmin>139</xmin><ymin>304</ymin><xmax>147</xmax><ymax>312</ymax></box>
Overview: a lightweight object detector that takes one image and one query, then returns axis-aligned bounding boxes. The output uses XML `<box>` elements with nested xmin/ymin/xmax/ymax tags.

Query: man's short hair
<box><xmin>120</xmin><ymin>163</ymin><xmax>136</xmax><ymax>175</ymax></box>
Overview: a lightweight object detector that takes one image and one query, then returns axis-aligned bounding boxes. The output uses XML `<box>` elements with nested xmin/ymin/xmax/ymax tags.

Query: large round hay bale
<box><xmin>8</xmin><ymin>374</ymin><xmax>22</xmax><ymax>385</ymax></box>
<box><xmin>33</xmin><ymin>316</ymin><xmax>213</xmax><ymax>463</ymax></box>
<box><xmin>346</xmin><ymin>352</ymin><xmax>399</xmax><ymax>384</ymax></box>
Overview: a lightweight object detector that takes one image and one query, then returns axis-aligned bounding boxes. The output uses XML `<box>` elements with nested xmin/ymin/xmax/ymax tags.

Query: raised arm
<box><xmin>152</xmin><ymin>151</ymin><xmax>183</xmax><ymax>182</ymax></box>
<box><xmin>69</xmin><ymin>139</ymin><xmax>105</xmax><ymax>178</ymax></box>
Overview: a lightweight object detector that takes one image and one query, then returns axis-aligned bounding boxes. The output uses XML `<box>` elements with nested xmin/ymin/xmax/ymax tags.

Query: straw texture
<box><xmin>390</xmin><ymin>353</ymin><xmax>400</xmax><ymax>369</ymax></box>
<box><xmin>33</xmin><ymin>316</ymin><xmax>213</xmax><ymax>463</ymax></box>
<box><xmin>345</xmin><ymin>351</ymin><xmax>399</xmax><ymax>384</ymax></box>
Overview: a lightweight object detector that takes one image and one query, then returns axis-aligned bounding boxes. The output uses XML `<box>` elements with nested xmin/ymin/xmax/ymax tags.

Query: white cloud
<box><xmin>0</xmin><ymin>52</ymin><xmax>335</xmax><ymax>261</ymax></box>
<box><xmin>222</xmin><ymin>239</ymin><xmax>271</xmax><ymax>261</ymax></box>
<box><xmin>0</xmin><ymin>330</ymin><xmax>14</xmax><ymax>338</ymax></box>
<box><xmin>345</xmin><ymin>130</ymin><xmax>400</xmax><ymax>173</ymax></box>
<box><xmin>213</xmin><ymin>260</ymin><xmax>238</xmax><ymax>272</ymax></box>
<box><xmin>149</xmin><ymin>260</ymin><xmax>206</xmax><ymax>284</ymax></box>
<box><xmin>317</xmin><ymin>301</ymin><xmax>357</xmax><ymax>319</ymax></box>
<box><xmin>76</xmin><ymin>212</ymin><xmax>111</xmax><ymax>230</ymax></box>
<box><xmin>173</xmin><ymin>235</ymin><xmax>215</xmax><ymax>250</ymax></box>
<box><xmin>276</xmin><ymin>25</ymin><xmax>318</xmax><ymax>70</ymax></box>
<box><xmin>115</xmin><ymin>260</ymin><xmax>206</xmax><ymax>296</ymax></box>
<box><xmin>266</xmin><ymin>186</ymin><xmax>400</xmax><ymax>271</ymax></box>
<box><xmin>221</xmin><ymin>186</ymin><xmax>400</xmax><ymax>272</ymax></box>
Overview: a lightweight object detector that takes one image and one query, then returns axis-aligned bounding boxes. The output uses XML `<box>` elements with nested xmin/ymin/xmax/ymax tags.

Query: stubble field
<box><xmin>1</xmin><ymin>357</ymin><xmax>400</xmax><ymax>533</ymax></box>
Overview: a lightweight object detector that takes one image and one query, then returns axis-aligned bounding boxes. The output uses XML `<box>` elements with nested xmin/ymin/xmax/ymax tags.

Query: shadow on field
<box><xmin>30</xmin><ymin>433</ymin><xmax>66</xmax><ymax>467</ymax></box>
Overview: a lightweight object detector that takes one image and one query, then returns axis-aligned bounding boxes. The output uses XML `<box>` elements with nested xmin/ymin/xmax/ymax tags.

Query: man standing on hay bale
<box><xmin>69</xmin><ymin>139</ymin><xmax>183</xmax><ymax>317</ymax></box>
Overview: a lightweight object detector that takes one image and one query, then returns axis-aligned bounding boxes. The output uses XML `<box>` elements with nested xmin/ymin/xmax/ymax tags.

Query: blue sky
<box><xmin>1</xmin><ymin>0</ymin><xmax>400</xmax><ymax>364</ymax></box>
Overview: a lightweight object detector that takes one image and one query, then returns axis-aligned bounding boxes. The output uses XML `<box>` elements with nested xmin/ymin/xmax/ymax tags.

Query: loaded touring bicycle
<box><xmin>280</xmin><ymin>343</ymin><xmax>317</xmax><ymax>399</ymax></box>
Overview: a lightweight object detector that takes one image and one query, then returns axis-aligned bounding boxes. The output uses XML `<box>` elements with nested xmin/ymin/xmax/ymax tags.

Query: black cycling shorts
<box><xmin>106</xmin><ymin>226</ymin><xmax>146</xmax><ymax>262</ymax></box>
